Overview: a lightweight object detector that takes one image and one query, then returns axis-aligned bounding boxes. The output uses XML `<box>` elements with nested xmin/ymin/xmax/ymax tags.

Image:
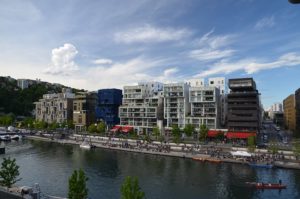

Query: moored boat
<box><xmin>79</xmin><ymin>138</ymin><xmax>95</xmax><ymax>149</ymax></box>
<box><xmin>11</xmin><ymin>135</ymin><xmax>20</xmax><ymax>141</ymax></box>
<box><xmin>246</xmin><ymin>182</ymin><xmax>286</xmax><ymax>189</ymax></box>
<box><xmin>0</xmin><ymin>135</ymin><xmax>11</xmax><ymax>141</ymax></box>
<box><xmin>206</xmin><ymin>158</ymin><xmax>222</xmax><ymax>163</ymax></box>
<box><xmin>192</xmin><ymin>157</ymin><xmax>206</xmax><ymax>162</ymax></box>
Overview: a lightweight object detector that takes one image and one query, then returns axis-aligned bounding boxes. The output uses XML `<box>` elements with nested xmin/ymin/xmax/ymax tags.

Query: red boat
<box><xmin>246</xmin><ymin>182</ymin><xmax>287</xmax><ymax>189</ymax></box>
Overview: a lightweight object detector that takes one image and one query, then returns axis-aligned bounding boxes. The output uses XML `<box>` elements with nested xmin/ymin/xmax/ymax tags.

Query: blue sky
<box><xmin>1</xmin><ymin>0</ymin><xmax>300</xmax><ymax>109</ymax></box>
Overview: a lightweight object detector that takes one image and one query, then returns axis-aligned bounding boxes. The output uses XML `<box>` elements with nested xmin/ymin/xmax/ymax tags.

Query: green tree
<box><xmin>152</xmin><ymin>126</ymin><xmax>160</xmax><ymax>140</ymax></box>
<box><xmin>97</xmin><ymin>122</ymin><xmax>106</xmax><ymax>134</ymax></box>
<box><xmin>184</xmin><ymin>124</ymin><xmax>194</xmax><ymax>137</ymax></box>
<box><xmin>67</xmin><ymin>120</ymin><xmax>75</xmax><ymax>129</ymax></box>
<box><xmin>199</xmin><ymin>124</ymin><xmax>209</xmax><ymax>141</ymax></box>
<box><xmin>0</xmin><ymin>157</ymin><xmax>21</xmax><ymax>188</ymax></box>
<box><xmin>48</xmin><ymin>122</ymin><xmax>59</xmax><ymax>131</ymax></box>
<box><xmin>22</xmin><ymin>117</ymin><xmax>34</xmax><ymax>128</ymax></box>
<box><xmin>34</xmin><ymin>120</ymin><xmax>47</xmax><ymax>129</ymax></box>
<box><xmin>293</xmin><ymin>143</ymin><xmax>300</xmax><ymax>159</ymax></box>
<box><xmin>68</xmin><ymin>169</ymin><xmax>89</xmax><ymax>199</ymax></box>
<box><xmin>171</xmin><ymin>125</ymin><xmax>180</xmax><ymax>138</ymax></box>
<box><xmin>121</xmin><ymin>176</ymin><xmax>145</xmax><ymax>199</ymax></box>
<box><xmin>0</xmin><ymin>115</ymin><xmax>14</xmax><ymax>126</ymax></box>
<box><xmin>247</xmin><ymin>136</ymin><xmax>256</xmax><ymax>152</ymax></box>
<box><xmin>87</xmin><ymin>124</ymin><xmax>97</xmax><ymax>133</ymax></box>
<box><xmin>171</xmin><ymin>125</ymin><xmax>181</xmax><ymax>144</ymax></box>
<box><xmin>268</xmin><ymin>141</ymin><xmax>279</xmax><ymax>154</ymax></box>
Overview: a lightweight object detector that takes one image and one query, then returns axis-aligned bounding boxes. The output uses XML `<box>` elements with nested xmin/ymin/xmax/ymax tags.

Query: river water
<box><xmin>1</xmin><ymin>139</ymin><xmax>300</xmax><ymax>199</ymax></box>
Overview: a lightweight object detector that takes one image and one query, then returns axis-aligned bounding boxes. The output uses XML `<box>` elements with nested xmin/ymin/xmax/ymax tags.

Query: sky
<box><xmin>1</xmin><ymin>0</ymin><xmax>300</xmax><ymax>109</ymax></box>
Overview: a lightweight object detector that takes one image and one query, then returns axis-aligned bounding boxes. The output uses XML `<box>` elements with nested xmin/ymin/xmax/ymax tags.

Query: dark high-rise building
<box><xmin>227</xmin><ymin>78</ymin><xmax>261</xmax><ymax>133</ymax></box>
<box><xmin>96</xmin><ymin>89</ymin><xmax>122</xmax><ymax>126</ymax></box>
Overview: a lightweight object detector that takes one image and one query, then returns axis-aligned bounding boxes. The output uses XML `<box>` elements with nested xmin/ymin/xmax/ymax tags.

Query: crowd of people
<box><xmin>71</xmin><ymin>135</ymin><xmax>289</xmax><ymax>166</ymax></box>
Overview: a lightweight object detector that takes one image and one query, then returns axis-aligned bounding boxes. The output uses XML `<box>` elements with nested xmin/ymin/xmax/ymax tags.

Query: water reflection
<box><xmin>1</xmin><ymin>140</ymin><xmax>300</xmax><ymax>199</ymax></box>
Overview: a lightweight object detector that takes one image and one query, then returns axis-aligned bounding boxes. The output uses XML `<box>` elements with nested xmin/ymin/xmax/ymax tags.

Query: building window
<box><xmin>210</xmin><ymin>81</ymin><xmax>214</xmax><ymax>84</ymax></box>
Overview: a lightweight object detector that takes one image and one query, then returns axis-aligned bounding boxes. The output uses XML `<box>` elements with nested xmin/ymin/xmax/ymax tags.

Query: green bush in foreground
<box><xmin>68</xmin><ymin>169</ymin><xmax>89</xmax><ymax>199</ymax></box>
<box><xmin>0</xmin><ymin>157</ymin><xmax>21</xmax><ymax>188</ymax></box>
<box><xmin>121</xmin><ymin>176</ymin><xmax>145</xmax><ymax>199</ymax></box>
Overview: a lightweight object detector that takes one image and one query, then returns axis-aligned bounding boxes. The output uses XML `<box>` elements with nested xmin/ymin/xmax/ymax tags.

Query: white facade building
<box><xmin>268</xmin><ymin>102</ymin><xmax>283</xmax><ymax>119</ymax></box>
<box><xmin>208</xmin><ymin>77</ymin><xmax>227</xmax><ymax>127</ymax></box>
<box><xmin>17</xmin><ymin>79</ymin><xmax>29</xmax><ymax>90</ymax></box>
<box><xmin>270</xmin><ymin>103</ymin><xmax>283</xmax><ymax>112</ymax></box>
<box><xmin>119</xmin><ymin>82</ymin><xmax>164</xmax><ymax>133</ymax></box>
<box><xmin>208</xmin><ymin>77</ymin><xmax>226</xmax><ymax>94</ymax></box>
<box><xmin>164</xmin><ymin>83</ymin><xmax>190</xmax><ymax>129</ymax></box>
<box><xmin>186</xmin><ymin>86</ymin><xmax>220</xmax><ymax>130</ymax></box>
<box><xmin>187</xmin><ymin>79</ymin><xmax>205</xmax><ymax>87</ymax></box>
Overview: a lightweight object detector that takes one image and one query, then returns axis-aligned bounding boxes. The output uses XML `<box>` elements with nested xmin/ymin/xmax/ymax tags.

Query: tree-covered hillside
<box><xmin>0</xmin><ymin>76</ymin><xmax>83</xmax><ymax>116</ymax></box>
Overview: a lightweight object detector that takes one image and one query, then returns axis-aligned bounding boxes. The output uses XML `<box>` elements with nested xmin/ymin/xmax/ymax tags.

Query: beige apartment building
<box><xmin>283</xmin><ymin>89</ymin><xmax>300</xmax><ymax>136</ymax></box>
<box><xmin>283</xmin><ymin>94</ymin><xmax>296</xmax><ymax>132</ymax></box>
<box><xmin>73</xmin><ymin>92</ymin><xmax>98</xmax><ymax>132</ymax></box>
<box><xmin>35</xmin><ymin>88</ymin><xmax>75</xmax><ymax>124</ymax></box>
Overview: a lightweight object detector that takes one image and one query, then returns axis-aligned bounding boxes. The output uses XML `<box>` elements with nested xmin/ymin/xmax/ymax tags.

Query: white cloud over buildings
<box><xmin>44</xmin><ymin>43</ymin><xmax>79</xmax><ymax>75</ymax></box>
<box><xmin>114</xmin><ymin>24</ymin><xmax>191</xmax><ymax>44</ymax></box>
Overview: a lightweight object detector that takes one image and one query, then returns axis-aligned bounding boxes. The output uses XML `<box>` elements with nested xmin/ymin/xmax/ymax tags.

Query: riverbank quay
<box><xmin>26</xmin><ymin>135</ymin><xmax>300</xmax><ymax>170</ymax></box>
<box><xmin>0</xmin><ymin>186</ymin><xmax>22</xmax><ymax>199</ymax></box>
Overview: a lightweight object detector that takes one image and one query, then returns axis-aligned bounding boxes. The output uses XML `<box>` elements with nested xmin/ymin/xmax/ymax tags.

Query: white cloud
<box><xmin>61</xmin><ymin>57</ymin><xmax>185</xmax><ymax>90</ymax></box>
<box><xmin>255</xmin><ymin>16</ymin><xmax>275</xmax><ymax>30</ymax></box>
<box><xmin>197</xmin><ymin>30</ymin><xmax>234</xmax><ymax>49</ymax></box>
<box><xmin>163</xmin><ymin>67</ymin><xmax>178</xmax><ymax>76</ymax></box>
<box><xmin>92</xmin><ymin>58</ymin><xmax>113</xmax><ymax>65</ymax></box>
<box><xmin>195</xmin><ymin>52</ymin><xmax>300</xmax><ymax>77</ymax></box>
<box><xmin>83</xmin><ymin>57</ymin><xmax>166</xmax><ymax>89</ymax></box>
<box><xmin>189</xmin><ymin>30</ymin><xmax>235</xmax><ymax>61</ymax></box>
<box><xmin>44</xmin><ymin>43</ymin><xmax>79</xmax><ymax>75</ymax></box>
<box><xmin>189</xmin><ymin>49</ymin><xmax>235</xmax><ymax>61</ymax></box>
<box><xmin>114</xmin><ymin>24</ymin><xmax>191</xmax><ymax>44</ymax></box>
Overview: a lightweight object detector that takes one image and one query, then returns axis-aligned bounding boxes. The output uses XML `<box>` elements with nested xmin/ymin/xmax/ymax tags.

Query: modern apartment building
<box><xmin>208</xmin><ymin>77</ymin><xmax>226</xmax><ymax>94</ymax></box>
<box><xmin>208</xmin><ymin>77</ymin><xmax>227</xmax><ymax>127</ymax></box>
<box><xmin>283</xmin><ymin>89</ymin><xmax>300</xmax><ymax>136</ymax></box>
<box><xmin>35</xmin><ymin>88</ymin><xmax>75</xmax><ymax>123</ymax></box>
<box><xmin>268</xmin><ymin>102</ymin><xmax>283</xmax><ymax>119</ymax></box>
<box><xmin>283</xmin><ymin>94</ymin><xmax>297</xmax><ymax>133</ymax></box>
<box><xmin>73</xmin><ymin>92</ymin><xmax>98</xmax><ymax>132</ymax></box>
<box><xmin>187</xmin><ymin>79</ymin><xmax>205</xmax><ymax>87</ymax></box>
<box><xmin>187</xmin><ymin>77</ymin><xmax>227</xmax><ymax>127</ymax></box>
<box><xmin>17</xmin><ymin>79</ymin><xmax>29</xmax><ymax>90</ymax></box>
<box><xmin>119</xmin><ymin>82</ymin><xmax>164</xmax><ymax>133</ymax></box>
<box><xmin>227</xmin><ymin>78</ymin><xmax>261</xmax><ymax>133</ymax></box>
<box><xmin>270</xmin><ymin>103</ymin><xmax>283</xmax><ymax>112</ymax></box>
<box><xmin>186</xmin><ymin>86</ymin><xmax>220</xmax><ymax>130</ymax></box>
<box><xmin>96</xmin><ymin>89</ymin><xmax>122</xmax><ymax>126</ymax></box>
<box><xmin>164</xmin><ymin>83</ymin><xmax>190</xmax><ymax>129</ymax></box>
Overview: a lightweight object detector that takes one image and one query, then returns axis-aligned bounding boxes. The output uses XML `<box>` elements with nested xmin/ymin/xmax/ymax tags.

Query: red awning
<box><xmin>110</xmin><ymin>125</ymin><xmax>121</xmax><ymax>132</ymax></box>
<box><xmin>226</xmin><ymin>132</ymin><xmax>256</xmax><ymax>139</ymax></box>
<box><xmin>207</xmin><ymin>130</ymin><xmax>223</xmax><ymax>138</ymax></box>
<box><xmin>121</xmin><ymin>126</ymin><xmax>133</xmax><ymax>133</ymax></box>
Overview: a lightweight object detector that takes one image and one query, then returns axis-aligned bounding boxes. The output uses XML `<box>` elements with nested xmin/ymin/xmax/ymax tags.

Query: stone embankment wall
<box><xmin>0</xmin><ymin>189</ymin><xmax>22</xmax><ymax>199</ymax></box>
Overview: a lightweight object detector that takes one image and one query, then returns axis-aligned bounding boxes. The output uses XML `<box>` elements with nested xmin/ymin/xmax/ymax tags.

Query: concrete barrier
<box><xmin>0</xmin><ymin>188</ymin><xmax>22</xmax><ymax>199</ymax></box>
